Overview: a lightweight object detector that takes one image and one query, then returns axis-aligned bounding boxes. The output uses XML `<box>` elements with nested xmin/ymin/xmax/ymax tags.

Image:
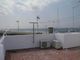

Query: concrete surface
<box><xmin>6</xmin><ymin>48</ymin><xmax>80</xmax><ymax>60</ymax></box>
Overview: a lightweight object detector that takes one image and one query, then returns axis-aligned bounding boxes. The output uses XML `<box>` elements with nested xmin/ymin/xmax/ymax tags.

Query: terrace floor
<box><xmin>6</xmin><ymin>47</ymin><xmax>80</xmax><ymax>60</ymax></box>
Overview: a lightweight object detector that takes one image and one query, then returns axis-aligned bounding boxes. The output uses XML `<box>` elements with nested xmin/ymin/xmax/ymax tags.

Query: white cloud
<box><xmin>0</xmin><ymin>0</ymin><xmax>59</xmax><ymax>15</ymax></box>
<box><xmin>16</xmin><ymin>0</ymin><xmax>59</xmax><ymax>11</ymax></box>
<box><xmin>0</xmin><ymin>0</ymin><xmax>15</xmax><ymax>15</ymax></box>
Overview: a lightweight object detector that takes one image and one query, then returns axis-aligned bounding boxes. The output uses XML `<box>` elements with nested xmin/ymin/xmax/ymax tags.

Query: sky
<box><xmin>0</xmin><ymin>0</ymin><xmax>80</xmax><ymax>29</ymax></box>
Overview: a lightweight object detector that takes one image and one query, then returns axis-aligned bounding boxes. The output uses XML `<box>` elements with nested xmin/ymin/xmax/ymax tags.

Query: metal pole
<box><xmin>57</xmin><ymin>8</ymin><xmax>60</xmax><ymax>28</ymax></box>
<box><xmin>72</xmin><ymin>7</ymin><xmax>75</xmax><ymax>29</ymax></box>
<box><xmin>16</xmin><ymin>20</ymin><xmax>19</xmax><ymax>32</ymax></box>
<box><xmin>37</xmin><ymin>18</ymin><xmax>39</xmax><ymax>33</ymax></box>
<box><xmin>33</xmin><ymin>23</ymin><xmax>35</xmax><ymax>43</ymax></box>
<box><xmin>18</xmin><ymin>21</ymin><xmax>19</xmax><ymax>32</ymax></box>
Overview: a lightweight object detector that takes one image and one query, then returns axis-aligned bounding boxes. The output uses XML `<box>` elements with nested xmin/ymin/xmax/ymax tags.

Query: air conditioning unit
<box><xmin>52</xmin><ymin>40</ymin><xmax>62</xmax><ymax>49</ymax></box>
<box><xmin>39</xmin><ymin>41</ymin><xmax>50</xmax><ymax>48</ymax></box>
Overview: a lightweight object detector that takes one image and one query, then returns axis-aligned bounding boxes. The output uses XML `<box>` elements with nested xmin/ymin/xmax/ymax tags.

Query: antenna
<box><xmin>72</xmin><ymin>0</ymin><xmax>80</xmax><ymax>28</ymax></box>
<box><xmin>57</xmin><ymin>8</ymin><xmax>60</xmax><ymax>28</ymax></box>
<box><xmin>29</xmin><ymin>22</ymin><xmax>38</xmax><ymax>43</ymax></box>
<box><xmin>36</xmin><ymin>16</ymin><xmax>40</xmax><ymax>33</ymax></box>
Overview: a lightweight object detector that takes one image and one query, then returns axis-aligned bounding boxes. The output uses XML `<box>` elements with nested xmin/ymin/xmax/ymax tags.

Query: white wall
<box><xmin>2</xmin><ymin>32</ymin><xmax>80</xmax><ymax>50</ymax></box>
<box><xmin>0</xmin><ymin>44</ymin><xmax>5</xmax><ymax>60</ymax></box>
<box><xmin>55</xmin><ymin>33</ymin><xmax>64</xmax><ymax>46</ymax></box>
<box><xmin>4</xmin><ymin>35</ymin><xmax>33</xmax><ymax>50</ymax></box>
<box><xmin>64</xmin><ymin>33</ymin><xmax>80</xmax><ymax>48</ymax></box>
<box><xmin>55</xmin><ymin>33</ymin><xmax>80</xmax><ymax>48</ymax></box>
<box><xmin>4</xmin><ymin>34</ymin><xmax>54</xmax><ymax>50</ymax></box>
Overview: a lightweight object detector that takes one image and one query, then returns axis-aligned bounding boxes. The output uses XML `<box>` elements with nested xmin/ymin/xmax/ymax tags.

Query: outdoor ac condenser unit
<box><xmin>39</xmin><ymin>41</ymin><xmax>50</xmax><ymax>48</ymax></box>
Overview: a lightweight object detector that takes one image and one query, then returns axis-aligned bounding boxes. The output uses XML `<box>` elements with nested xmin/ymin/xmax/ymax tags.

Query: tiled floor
<box><xmin>6</xmin><ymin>48</ymin><xmax>80</xmax><ymax>60</ymax></box>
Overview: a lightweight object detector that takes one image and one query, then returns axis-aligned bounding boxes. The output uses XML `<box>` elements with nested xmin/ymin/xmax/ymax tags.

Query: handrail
<box><xmin>0</xmin><ymin>30</ymin><xmax>9</xmax><ymax>44</ymax></box>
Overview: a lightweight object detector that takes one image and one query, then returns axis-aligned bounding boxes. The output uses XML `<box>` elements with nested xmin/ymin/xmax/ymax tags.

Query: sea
<box><xmin>9</xmin><ymin>28</ymin><xmax>80</xmax><ymax>33</ymax></box>
<box><xmin>9</xmin><ymin>28</ymin><xmax>48</xmax><ymax>33</ymax></box>
<box><xmin>1</xmin><ymin>28</ymin><xmax>80</xmax><ymax>33</ymax></box>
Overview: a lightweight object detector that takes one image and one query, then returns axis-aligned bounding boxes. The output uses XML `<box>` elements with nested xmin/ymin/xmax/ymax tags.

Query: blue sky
<box><xmin>0</xmin><ymin>0</ymin><xmax>80</xmax><ymax>29</ymax></box>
